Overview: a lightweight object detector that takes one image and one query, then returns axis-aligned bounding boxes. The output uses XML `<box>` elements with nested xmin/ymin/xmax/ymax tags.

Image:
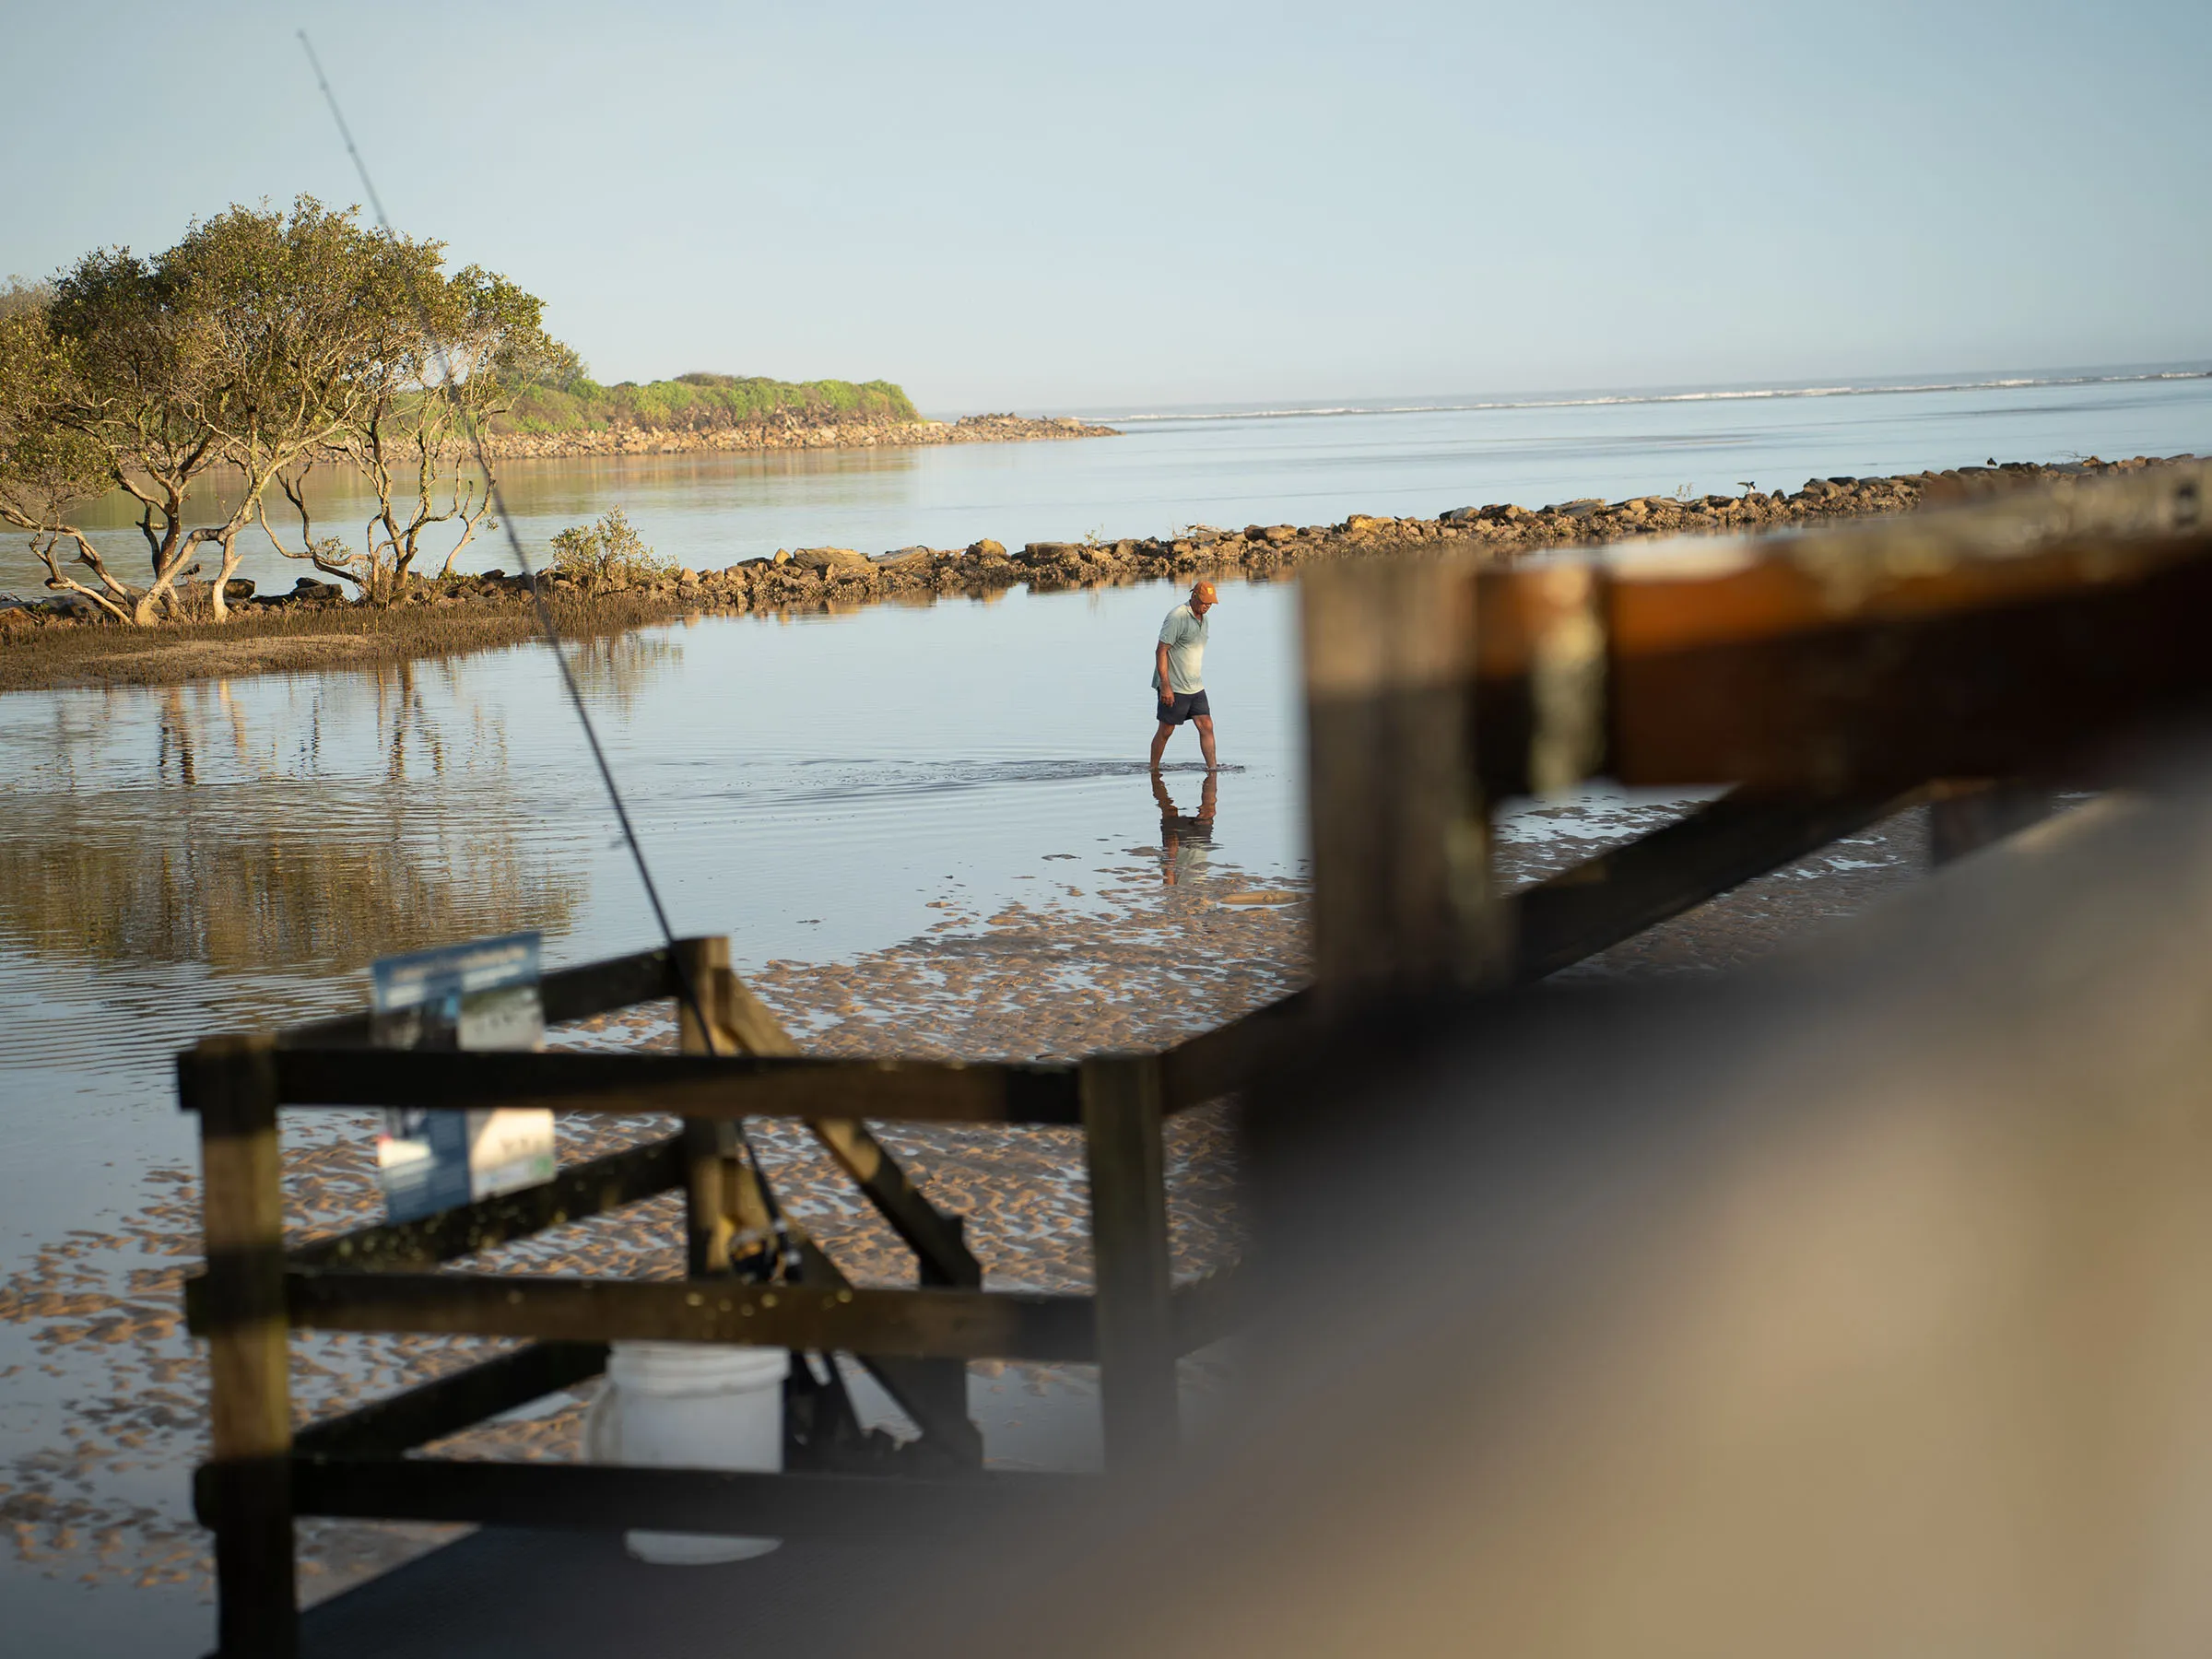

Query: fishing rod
<box><xmin>298</xmin><ymin>30</ymin><xmax>799</xmax><ymax>1280</ymax></box>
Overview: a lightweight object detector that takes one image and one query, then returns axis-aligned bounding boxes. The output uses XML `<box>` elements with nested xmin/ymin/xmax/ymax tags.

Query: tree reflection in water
<box><xmin>0</xmin><ymin>659</ymin><xmax>581</xmax><ymax>982</ymax></box>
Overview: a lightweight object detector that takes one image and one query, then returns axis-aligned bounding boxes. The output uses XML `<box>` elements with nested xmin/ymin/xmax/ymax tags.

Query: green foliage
<box><xmin>547</xmin><ymin>507</ymin><xmax>675</xmax><ymax>588</ymax></box>
<box><xmin>494</xmin><ymin>372</ymin><xmax>922</xmax><ymax>436</ymax></box>
<box><xmin>0</xmin><ymin>285</ymin><xmax>109</xmax><ymax>527</ymax></box>
<box><xmin>4</xmin><ymin>197</ymin><xmax>573</xmax><ymax>621</ymax></box>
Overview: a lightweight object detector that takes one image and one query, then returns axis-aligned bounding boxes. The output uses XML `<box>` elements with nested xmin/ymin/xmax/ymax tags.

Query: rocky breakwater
<box><xmin>6</xmin><ymin>455</ymin><xmax>2193</xmax><ymax>641</ymax></box>
<box><xmin>500</xmin><ymin>453</ymin><xmax>2204</xmax><ymax>615</ymax></box>
<box><xmin>476</xmin><ymin>411</ymin><xmax>1116</xmax><ymax>462</ymax></box>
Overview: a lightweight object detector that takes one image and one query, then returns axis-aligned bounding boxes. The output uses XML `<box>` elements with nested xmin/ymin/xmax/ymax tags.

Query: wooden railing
<box><xmin>183</xmin><ymin>459</ymin><xmax>2212</xmax><ymax>1656</ymax></box>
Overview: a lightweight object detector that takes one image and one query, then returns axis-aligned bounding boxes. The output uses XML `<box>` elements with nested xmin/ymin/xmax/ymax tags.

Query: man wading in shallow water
<box><xmin>1150</xmin><ymin>579</ymin><xmax>1221</xmax><ymax>771</ymax></box>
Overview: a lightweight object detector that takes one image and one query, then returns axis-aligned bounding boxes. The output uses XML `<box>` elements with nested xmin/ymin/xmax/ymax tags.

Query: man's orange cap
<box><xmin>1193</xmin><ymin>580</ymin><xmax>1218</xmax><ymax>602</ymax></box>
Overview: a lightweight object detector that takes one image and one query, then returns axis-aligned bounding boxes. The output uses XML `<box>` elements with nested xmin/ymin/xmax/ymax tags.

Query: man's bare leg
<box><xmin>1194</xmin><ymin>714</ymin><xmax>1219</xmax><ymax>771</ymax></box>
<box><xmin>1149</xmin><ymin>721</ymin><xmax>1175</xmax><ymax>769</ymax></box>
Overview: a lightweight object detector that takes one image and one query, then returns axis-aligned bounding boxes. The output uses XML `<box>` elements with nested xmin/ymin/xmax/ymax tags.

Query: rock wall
<box><xmin>8</xmin><ymin>454</ymin><xmax>2193</xmax><ymax>634</ymax></box>
<box><xmin>500</xmin><ymin>454</ymin><xmax>2205</xmax><ymax>610</ymax></box>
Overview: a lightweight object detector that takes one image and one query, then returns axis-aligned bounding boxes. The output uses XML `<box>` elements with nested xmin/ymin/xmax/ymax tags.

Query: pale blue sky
<box><xmin>6</xmin><ymin>0</ymin><xmax>2207</xmax><ymax>411</ymax></box>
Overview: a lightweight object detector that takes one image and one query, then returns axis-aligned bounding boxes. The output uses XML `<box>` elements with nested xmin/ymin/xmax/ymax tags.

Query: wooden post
<box><xmin>182</xmin><ymin>1034</ymin><xmax>296</xmax><ymax>1658</ymax></box>
<box><xmin>1081</xmin><ymin>1053</ymin><xmax>1176</xmax><ymax>1473</ymax></box>
<box><xmin>673</xmin><ymin>935</ymin><xmax>746</xmax><ymax>1277</ymax></box>
<box><xmin>1300</xmin><ymin>556</ymin><xmax>1504</xmax><ymax>999</ymax></box>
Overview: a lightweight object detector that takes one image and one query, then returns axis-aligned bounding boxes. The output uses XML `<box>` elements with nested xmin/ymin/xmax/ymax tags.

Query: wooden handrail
<box><xmin>243</xmin><ymin>1047</ymin><xmax>1085</xmax><ymax>1125</ymax></box>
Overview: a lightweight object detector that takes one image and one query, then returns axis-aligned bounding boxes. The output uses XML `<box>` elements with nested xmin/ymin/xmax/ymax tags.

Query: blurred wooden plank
<box><xmin>293</xmin><ymin>1342</ymin><xmax>608</xmax><ymax>1458</ymax></box>
<box><xmin>264</xmin><ymin>1049</ymin><xmax>1084</xmax><ymax>1125</ymax></box>
<box><xmin>1471</xmin><ymin>462</ymin><xmax>2212</xmax><ymax>795</ymax></box>
<box><xmin>1161</xmin><ymin>991</ymin><xmax>1312</xmax><ymax>1112</ymax></box>
<box><xmin>1303</xmin><ymin>557</ymin><xmax>1504</xmax><ymax>996</ymax></box>
<box><xmin>280</xmin><ymin>1269</ymin><xmax>1097</xmax><ymax>1361</ymax></box>
<box><xmin>1168</xmin><ymin>784</ymin><xmax>1920</xmax><ymax>1103</ymax></box>
<box><xmin>282</xmin><ymin>1135</ymin><xmax>684</xmax><ymax>1274</ymax></box>
<box><xmin>1083</xmin><ymin>1054</ymin><xmax>1177</xmax><ymax>1470</ymax></box>
<box><xmin>1511</xmin><ymin>785</ymin><xmax>1927</xmax><ymax>981</ymax></box>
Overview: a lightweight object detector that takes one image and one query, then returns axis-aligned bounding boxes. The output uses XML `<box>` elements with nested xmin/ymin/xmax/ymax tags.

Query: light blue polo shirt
<box><xmin>1152</xmin><ymin>603</ymin><xmax>1208</xmax><ymax>694</ymax></box>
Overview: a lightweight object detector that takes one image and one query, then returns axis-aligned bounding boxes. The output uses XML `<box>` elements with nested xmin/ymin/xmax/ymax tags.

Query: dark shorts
<box><xmin>1156</xmin><ymin>688</ymin><xmax>1211</xmax><ymax>725</ymax></box>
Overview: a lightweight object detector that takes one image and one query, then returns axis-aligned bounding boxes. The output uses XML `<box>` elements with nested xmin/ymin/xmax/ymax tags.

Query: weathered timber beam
<box><xmin>275</xmin><ymin>946</ymin><xmax>676</xmax><ymax>1049</ymax></box>
<box><xmin>285</xmin><ymin>1134</ymin><xmax>685</xmax><ymax>1273</ymax></box>
<box><xmin>702</xmin><ymin>961</ymin><xmax>983</xmax><ymax>1288</ymax></box>
<box><xmin>272</xmin><ymin>1269</ymin><xmax>1097</xmax><ymax>1360</ymax></box>
<box><xmin>269</xmin><ymin>1459</ymin><xmax>1093</xmax><ymax>1538</ymax></box>
<box><xmin>257</xmin><ymin>1049</ymin><xmax>1084</xmax><ymax>1126</ymax></box>
<box><xmin>1161</xmin><ymin>992</ymin><xmax>1312</xmax><ymax>1113</ymax></box>
<box><xmin>1511</xmin><ymin>784</ymin><xmax>1928</xmax><ymax>981</ymax></box>
<box><xmin>813</xmin><ymin>1118</ymin><xmax>982</xmax><ymax>1286</ymax></box>
<box><xmin>1468</xmin><ymin>466</ymin><xmax>2212</xmax><ymax>796</ymax></box>
<box><xmin>1164</xmin><ymin>789</ymin><xmax>1926</xmax><ymax>1104</ymax></box>
<box><xmin>1302</xmin><ymin>556</ymin><xmax>1503</xmax><ymax>997</ymax></box>
<box><xmin>1604</xmin><ymin>552</ymin><xmax>2212</xmax><ymax>789</ymax></box>
<box><xmin>293</xmin><ymin>1341</ymin><xmax>608</xmax><ymax>1457</ymax></box>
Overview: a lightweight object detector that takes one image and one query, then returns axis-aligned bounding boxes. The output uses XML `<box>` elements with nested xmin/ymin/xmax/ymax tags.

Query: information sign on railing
<box><xmin>370</xmin><ymin>932</ymin><xmax>555</xmax><ymax>1222</ymax></box>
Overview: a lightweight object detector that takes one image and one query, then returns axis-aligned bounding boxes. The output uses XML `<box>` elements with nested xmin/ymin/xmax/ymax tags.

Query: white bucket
<box><xmin>582</xmin><ymin>1340</ymin><xmax>789</xmax><ymax>1564</ymax></box>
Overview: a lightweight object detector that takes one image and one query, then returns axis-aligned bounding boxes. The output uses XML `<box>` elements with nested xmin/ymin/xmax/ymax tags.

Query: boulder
<box><xmin>1020</xmin><ymin>542</ymin><xmax>1081</xmax><ymax>564</ymax></box>
<box><xmin>223</xmin><ymin>577</ymin><xmax>256</xmax><ymax>601</ymax></box>
<box><xmin>873</xmin><ymin>546</ymin><xmax>933</xmax><ymax>567</ymax></box>
<box><xmin>791</xmin><ymin>547</ymin><xmax>872</xmax><ymax>572</ymax></box>
<box><xmin>1551</xmin><ymin>499</ymin><xmax>1606</xmax><ymax>518</ymax></box>
<box><xmin>968</xmin><ymin>539</ymin><xmax>1006</xmax><ymax>559</ymax></box>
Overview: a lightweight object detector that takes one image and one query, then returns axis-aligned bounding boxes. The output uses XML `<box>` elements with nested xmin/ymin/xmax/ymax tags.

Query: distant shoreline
<box><xmin>2</xmin><ymin>453</ymin><xmax>2193</xmax><ymax>696</ymax></box>
<box><xmin>476</xmin><ymin>411</ymin><xmax>1116</xmax><ymax>461</ymax></box>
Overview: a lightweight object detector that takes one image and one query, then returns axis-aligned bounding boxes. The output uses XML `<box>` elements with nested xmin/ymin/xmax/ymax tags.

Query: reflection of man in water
<box><xmin>1150</xmin><ymin>580</ymin><xmax>1220</xmax><ymax>771</ymax></box>
<box><xmin>1154</xmin><ymin>770</ymin><xmax>1218</xmax><ymax>887</ymax></box>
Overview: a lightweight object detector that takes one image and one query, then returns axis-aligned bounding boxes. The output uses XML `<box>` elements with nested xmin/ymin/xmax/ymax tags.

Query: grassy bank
<box><xmin>495</xmin><ymin>372</ymin><xmax>923</xmax><ymax>438</ymax></box>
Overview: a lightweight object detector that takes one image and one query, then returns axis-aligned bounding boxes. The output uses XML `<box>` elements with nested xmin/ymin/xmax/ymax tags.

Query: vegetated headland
<box><xmin>0</xmin><ymin>197</ymin><xmax>1112</xmax><ymax>634</ymax></box>
<box><xmin>0</xmin><ymin>453</ymin><xmax>2193</xmax><ymax>695</ymax></box>
<box><xmin>478</xmin><ymin>372</ymin><xmax>1112</xmax><ymax>458</ymax></box>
